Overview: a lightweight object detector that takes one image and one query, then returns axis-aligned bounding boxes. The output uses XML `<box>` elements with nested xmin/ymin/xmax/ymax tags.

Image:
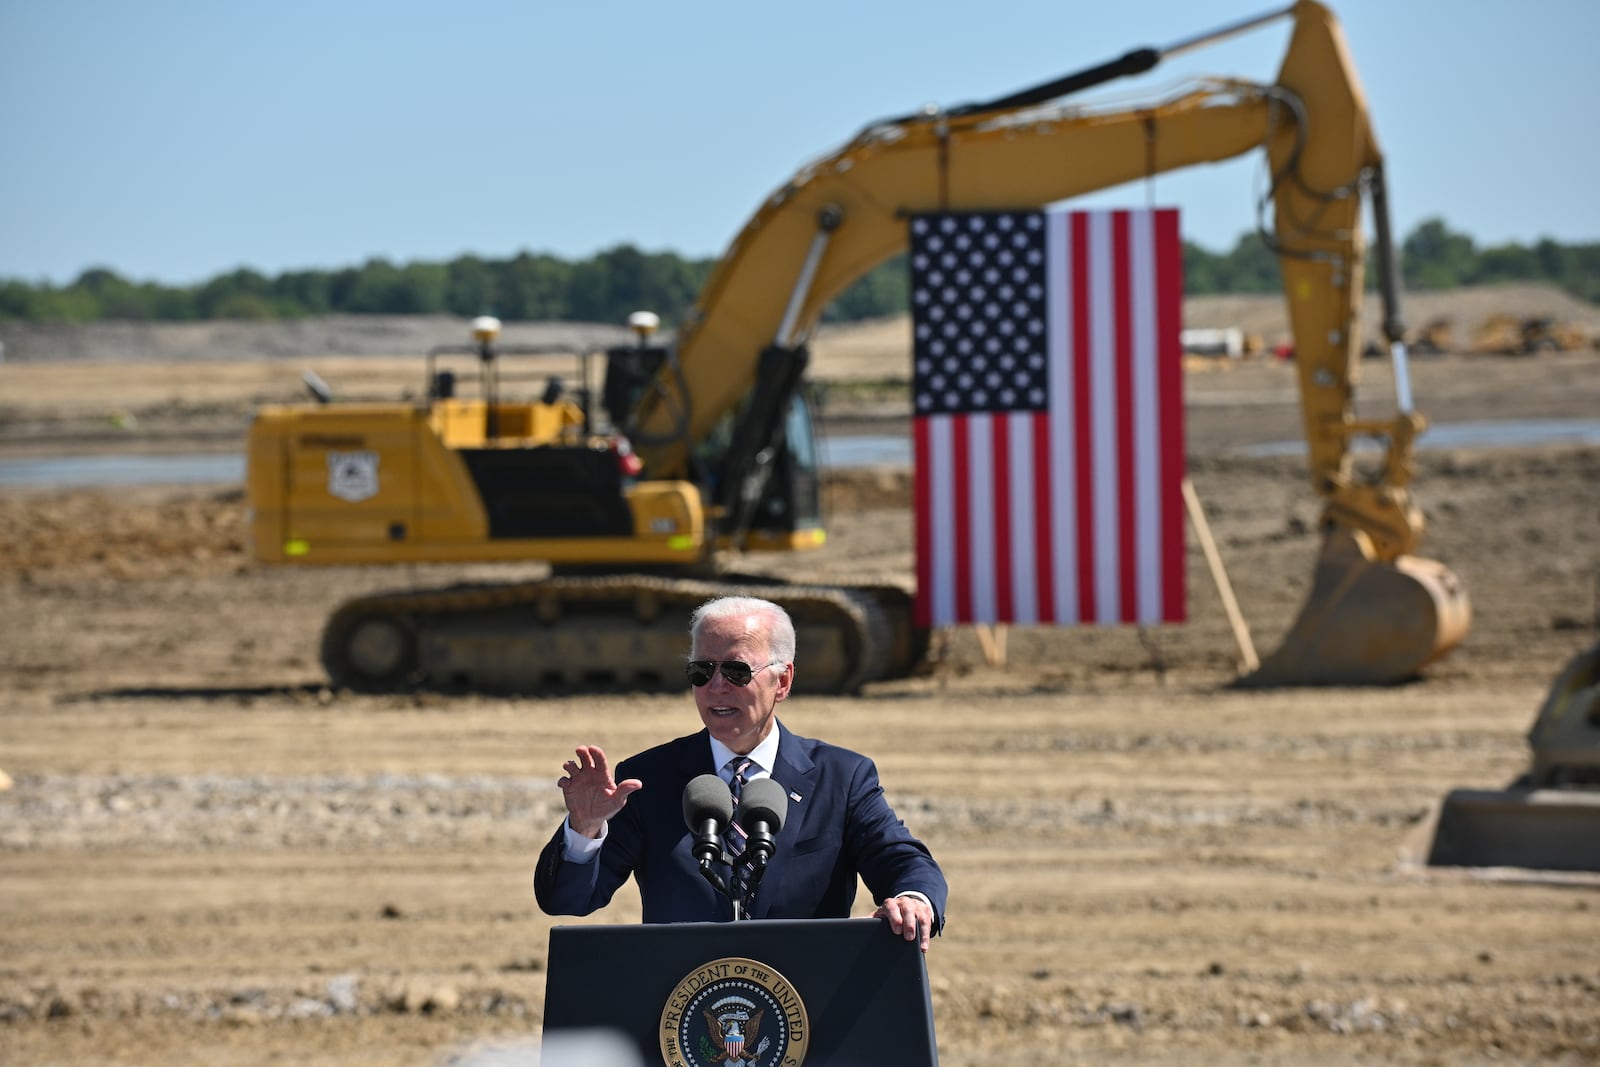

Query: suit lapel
<box><xmin>748</xmin><ymin>724</ymin><xmax>818</xmax><ymax>917</ymax></box>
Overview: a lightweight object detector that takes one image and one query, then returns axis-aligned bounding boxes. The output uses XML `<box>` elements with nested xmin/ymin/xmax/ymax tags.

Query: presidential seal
<box><xmin>659</xmin><ymin>956</ymin><xmax>809</xmax><ymax>1067</ymax></box>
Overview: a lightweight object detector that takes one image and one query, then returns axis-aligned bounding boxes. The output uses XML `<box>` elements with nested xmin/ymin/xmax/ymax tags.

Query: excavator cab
<box><xmin>601</xmin><ymin>334</ymin><xmax>826</xmax><ymax>557</ymax></box>
<box><xmin>692</xmin><ymin>380</ymin><xmax>826</xmax><ymax>555</ymax></box>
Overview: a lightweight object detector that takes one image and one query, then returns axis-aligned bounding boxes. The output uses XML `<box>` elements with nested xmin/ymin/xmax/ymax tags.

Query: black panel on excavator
<box><xmin>601</xmin><ymin>345</ymin><xmax>669</xmax><ymax>430</ymax></box>
<box><xmin>458</xmin><ymin>447</ymin><xmax>633</xmax><ymax>539</ymax></box>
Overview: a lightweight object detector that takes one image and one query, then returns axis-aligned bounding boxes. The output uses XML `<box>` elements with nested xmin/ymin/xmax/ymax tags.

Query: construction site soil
<box><xmin>1</xmin><ymin>298</ymin><xmax>1597</xmax><ymax>1066</ymax></box>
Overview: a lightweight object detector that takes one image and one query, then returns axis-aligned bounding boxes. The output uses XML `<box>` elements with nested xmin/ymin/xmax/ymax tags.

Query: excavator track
<box><xmin>320</xmin><ymin>575</ymin><xmax>919</xmax><ymax>696</ymax></box>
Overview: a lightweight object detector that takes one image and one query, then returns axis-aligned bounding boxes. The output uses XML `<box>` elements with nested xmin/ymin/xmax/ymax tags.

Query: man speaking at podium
<box><xmin>534</xmin><ymin>596</ymin><xmax>947</xmax><ymax>951</ymax></box>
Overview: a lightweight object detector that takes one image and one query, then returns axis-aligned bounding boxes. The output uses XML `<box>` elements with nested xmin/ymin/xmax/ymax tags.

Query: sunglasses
<box><xmin>685</xmin><ymin>659</ymin><xmax>782</xmax><ymax>687</ymax></box>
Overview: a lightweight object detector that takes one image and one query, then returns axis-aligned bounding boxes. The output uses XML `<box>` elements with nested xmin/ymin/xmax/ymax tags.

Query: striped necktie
<box><xmin>724</xmin><ymin>757</ymin><xmax>756</xmax><ymax>916</ymax></box>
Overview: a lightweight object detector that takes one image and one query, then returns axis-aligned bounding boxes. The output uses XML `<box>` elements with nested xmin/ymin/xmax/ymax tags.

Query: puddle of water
<box><xmin>0</xmin><ymin>438</ymin><xmax>913</xmax><ymax>489</ymax></box>
<box><xmin>1</xmin><ymin>419</ymin><xmax>1594</xmax><ymax>488</ymax></box>
<box><xmin>0</xmin><ymin>453</ymin><xmax>246</xmax><ymax>488</ymax></box>
<box><xmin>820</xmin><ymin>435</ymin><xmax>910</xmax><ymax>469</ymax></box>
<box><xmin>1238</xmin><ymin>418</ymin><xmax>1600</xmax><ymax>458</ymax></box>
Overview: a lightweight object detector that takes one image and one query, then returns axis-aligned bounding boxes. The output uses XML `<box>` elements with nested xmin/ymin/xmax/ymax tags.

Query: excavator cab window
<box><xmin>687</xmin><ymin>343</ymin><xmax>823</xmax><ymax>547</ymax></box>
<box><xmin>774</xmin><ymin>389</ymin><xmax>821</xmax><ymax>525</ymax></box>
<box><xmin>601</xmin><ymin>344</ymin><xmax>670</xmax><ymax>432</ymax></box>
<box><xmin>694</xmin><ymin>386</ymin><xmax>822</xmax><ymax>544</ymax></box>
<box><xmin>756</xmin><ymin>389</ymin><xmax>823</xmax><ymax>532</ymax></box>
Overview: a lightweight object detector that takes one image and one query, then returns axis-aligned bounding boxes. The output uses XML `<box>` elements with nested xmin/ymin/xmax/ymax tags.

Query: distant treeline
<box><xmin>3</xmin><ymin>218</ymin><xmax>1595</xmax><ymax>326</ymax></box>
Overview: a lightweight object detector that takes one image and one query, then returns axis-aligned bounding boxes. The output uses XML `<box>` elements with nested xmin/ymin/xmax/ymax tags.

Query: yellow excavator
<box><xmin>247</xmin><ymin>0</ymin><xmax>1470</xmax><ymax>693</ymax></box>
<box><xmin>1470</xmin><ymin>313</ymin><xmax>1590</xmax><ymax>356</ymax></box>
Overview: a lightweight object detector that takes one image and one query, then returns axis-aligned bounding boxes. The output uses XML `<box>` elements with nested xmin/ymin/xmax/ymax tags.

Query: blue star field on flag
<box><xmin>909</xmin><ymin>211</ymin><xmax>1052</xmax><ymax>417</ymax></box>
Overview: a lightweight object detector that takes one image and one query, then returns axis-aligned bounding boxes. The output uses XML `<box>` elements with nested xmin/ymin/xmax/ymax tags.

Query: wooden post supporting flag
<box><xmin>974</xmin><ymin>624</ymin><xmax>1008</xmax><ymax>668</ymax></box>
<box><xmin>1180</xmin><ymin>476</ymin><xmax>1259</xmax><ymax>674</ymax></box>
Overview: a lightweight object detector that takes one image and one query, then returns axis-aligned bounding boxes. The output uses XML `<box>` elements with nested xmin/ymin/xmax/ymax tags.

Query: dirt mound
<box><xmin>0</xmin><ymin>473</ymin><xmax>916</xmax><ymax>582</ymax></box>
<box><xmin>0</xmin><ymin>486</ymin><xmax>249</xmax><ymax>579</ymax></box>
<box><xmin>1184</xmin><ymin>282</ymin><xmax>1600</xmax><ymax>347</ymax></box>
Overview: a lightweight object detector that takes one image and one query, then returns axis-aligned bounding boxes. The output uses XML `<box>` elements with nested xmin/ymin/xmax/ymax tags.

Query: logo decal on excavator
<box><xmin>327</xmin><ymin>450</ymin><xmax>379</xmax><ymax>502</ymax></box>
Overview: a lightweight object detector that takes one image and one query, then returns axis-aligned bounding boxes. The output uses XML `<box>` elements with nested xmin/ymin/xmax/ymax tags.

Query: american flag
<box><xmin>909</xmin><ymin>208</ymin><xmax>1186</xmax><ymax>628</ymax></box>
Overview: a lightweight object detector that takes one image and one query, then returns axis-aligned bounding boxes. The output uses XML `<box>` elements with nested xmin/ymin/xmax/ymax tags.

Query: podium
<box><xmin>542</xmin><ymin>917</ymin><xmax>938</xmax><ymax>1066</ymax></box>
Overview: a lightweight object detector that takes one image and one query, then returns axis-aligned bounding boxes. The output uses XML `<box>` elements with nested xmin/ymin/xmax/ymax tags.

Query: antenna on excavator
<box><xmin>627</xmin><ymin>310</ymin><xmax>661</xmax><ymax>348</ymax></box>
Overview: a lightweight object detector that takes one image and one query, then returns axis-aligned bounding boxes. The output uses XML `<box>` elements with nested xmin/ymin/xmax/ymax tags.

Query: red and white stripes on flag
<box><xmin>909</xmin><ymin>207</ymin><xmax>1186</xmax><ymax>628</ymax></box>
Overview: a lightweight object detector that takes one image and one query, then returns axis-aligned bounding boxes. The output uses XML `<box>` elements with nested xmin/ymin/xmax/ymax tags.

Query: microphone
<box><xmin>734</xmin><ymin>777</ymin><xmax>788</xmax><ymax>871</ymax></box>
<box><xmin>682</xmin><ymin>774</ymin><xmax>735</xmax><ymax>897</ymax></box>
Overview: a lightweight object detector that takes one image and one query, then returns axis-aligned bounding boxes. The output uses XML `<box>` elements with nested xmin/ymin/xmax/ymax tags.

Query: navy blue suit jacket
<box><xmin>534</xmin><ymin>722</ymin><xmax>947</xmax><ymax>930</ymax></box>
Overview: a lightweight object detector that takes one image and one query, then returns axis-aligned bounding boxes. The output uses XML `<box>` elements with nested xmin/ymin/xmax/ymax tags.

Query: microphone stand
<box><xmin>697</xmin><ymin>855</ymin><xmax>731</xmax><ymax>901</ymax></box>
<box><xmin>691</xmin><ymin>831</ymin><xmax>743</xmax><ymax>919</ymax></box>
<box><xmin>730</xmin><ymin>778</ymin><xmax>787</xmax><ymax>921</ymax></box>
<box><xmin>743</xmin><ymin>854</ymin><xmax>771</xmax><ymax>909</ymax></box>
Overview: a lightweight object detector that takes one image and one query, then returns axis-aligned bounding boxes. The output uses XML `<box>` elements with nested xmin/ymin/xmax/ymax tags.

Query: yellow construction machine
<box><xmin>1408</xmin><ymin>316</ymin><xmax>1455</xmax><ymax>354</ymax></box>
<box><xmin>1362</xmin><ymin>316</ymin><xmax>1451</xmax><ymax>359</ymax></box>
<box><xmin>1470</xmin><ymin>313</ymin><xmax>1589</xmax><ymax>356</ymax></box>
<box><xmin>1420</xmin><ymin>640</ymin><xmax>1600</xmax><ymax>874</ymax></box>
<box><xmin>247</xmin><ymin>0</ymin><xmax>1470</xmax><ymax>693</ymax></box>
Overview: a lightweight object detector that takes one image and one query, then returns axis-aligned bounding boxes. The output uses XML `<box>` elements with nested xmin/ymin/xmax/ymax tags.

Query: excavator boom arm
<box><xmin>642</xmin><ymin>82</ymin><xmax>1284</xmax><ymax>464</ymax></box>
<box><xmin>635</xmin><ymin>0</ymin><xmax>1470</xmax><ymax>685</ymax></box>
<box><xmin>640</xmin><ymin>1</ymin><xmax>1411</xmax><ymax>555</ymax></box>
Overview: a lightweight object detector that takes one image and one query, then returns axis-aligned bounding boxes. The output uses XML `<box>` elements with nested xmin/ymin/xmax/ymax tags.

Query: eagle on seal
<box><xmin>703</xmin><ymin>1006</ymin><xmax>763</xmax><ymax>1063</ymax></box>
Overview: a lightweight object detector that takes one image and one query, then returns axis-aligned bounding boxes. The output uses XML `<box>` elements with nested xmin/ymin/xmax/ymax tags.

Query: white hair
<box><xmin>689</xmin><ymin>596</ymin><xmax>796</xmax><ymax>664</ymax></box>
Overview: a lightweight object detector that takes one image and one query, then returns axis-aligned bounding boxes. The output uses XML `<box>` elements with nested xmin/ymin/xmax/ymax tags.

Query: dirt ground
<box><xmin>1</xmin><ymin>308</ymin><xmax>1598</xmax><ymax>1066</ymax></box>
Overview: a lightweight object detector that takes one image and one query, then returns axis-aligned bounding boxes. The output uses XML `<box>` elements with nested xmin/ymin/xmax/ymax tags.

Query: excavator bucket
<box><xmin>1423</xmin><ymin>789</ymin><xmax>1600</xmax><ymax>874</ymax></box>
<box><xmin>1419</xmin><ymin>641</ymin><xmax>1600</xmax><ymax>874</ymax></box>
<box><xmin>1241</xmin><ymin>528</ymin><xmax>1472</xmax><ymax>686</ymax></box>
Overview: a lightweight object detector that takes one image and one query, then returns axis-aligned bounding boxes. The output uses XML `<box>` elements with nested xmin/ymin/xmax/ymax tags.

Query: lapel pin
<box><xmin>789</xmin><ymin>791</ymin><xmax>803</xmax><ymax>803</ymax></box>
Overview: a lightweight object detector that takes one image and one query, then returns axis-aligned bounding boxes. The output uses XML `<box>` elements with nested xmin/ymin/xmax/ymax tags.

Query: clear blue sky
<box><xmin>3</xmin><ymin>0</ymin><xmax>1596</xmax><ymax>288</ymax></box>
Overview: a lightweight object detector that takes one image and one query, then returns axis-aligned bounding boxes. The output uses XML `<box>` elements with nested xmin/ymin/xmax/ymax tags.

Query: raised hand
<box><xmin>558</xmin><ymin>745</ymin><xmax>643</xmax><ymax>838</ymax></box>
